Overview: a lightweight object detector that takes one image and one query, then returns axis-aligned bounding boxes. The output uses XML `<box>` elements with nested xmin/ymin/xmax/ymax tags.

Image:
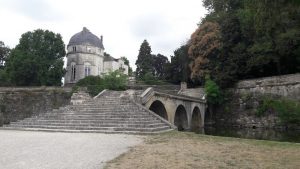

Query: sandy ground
<box><xmin>0</xmin><ymin>130</ymin><xmax>143</xmax><ymax>169</ymax></box>
<box><xmin>105</xmin><ymin>131</ymin><xmax>300</xmax><ymax>169</ymax></box>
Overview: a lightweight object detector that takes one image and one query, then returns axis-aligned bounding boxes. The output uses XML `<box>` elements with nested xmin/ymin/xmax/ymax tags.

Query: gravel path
<box><xmin>0</xmin><ymin>130</ymin><xmax>143</xmax><ymax>169</ymax></box>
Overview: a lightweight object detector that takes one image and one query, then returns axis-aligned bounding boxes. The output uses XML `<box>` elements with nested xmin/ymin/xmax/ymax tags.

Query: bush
<box><xmin>256</xmin><ymin>97</ymin><xmax>300</xmax><ymax>125</ymax></box>
<box><xmin>102</xmin><ymin>70</ymin><xmax>127</xmax><ymax>90</ymax></box>
<box><xmin>141</xmin><ymin>72</ymin><xmax>169</xmax><ymax>85</ymax></box>
<box><xmin>73</xmin><ymin>71</ymin><xmax>127</xmax><ymax>96</ymax></box>
<box><xmin>204</xmin><ymin>76</ymin><xmax>223</xmax><ymax>105</ymax></box>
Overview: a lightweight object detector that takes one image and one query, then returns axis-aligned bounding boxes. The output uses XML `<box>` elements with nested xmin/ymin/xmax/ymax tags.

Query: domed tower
<box><xmin>65</xmin><ymin>27</ymin><xmax>105</xmax><ymax>84</ymax></box>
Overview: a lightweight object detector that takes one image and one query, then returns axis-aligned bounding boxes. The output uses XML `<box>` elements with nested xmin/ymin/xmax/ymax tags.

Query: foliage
<box><xmin>5</xmin><ymin>29</ymin><xmax>65</xmax><ymax>86</ymax></box>
<box><xmin>153</xmin><ymin>54</ymin><xmax>169</xmax><ymax>80</ymax></box>
<box><xmin>135</xmin><ymin>40</ymin><xmax>153</xmax><ymax>79</ymax></box>
<box><xmin>204</xmin><ymin>77</ymin><xmax>223</xmax><ymax>105</ymax></box>
<box><xmin>76</xmin><ymin>76</ymin><xmax>103</xmax><ymax>86</ymax></box>
<box><xmin>0</xmin><ymin>41</ymin><xmax>10</xmax><ymax>69</ymax></box>
<box><xmin>139</xmin><ymin>72</ymin><xmax>167</xmax><ymax>85</ymax></box>
<box><xmin>166</xmin><ymin>45</ymin><xmax>191</xmax><ymax>84</ymax></box>
<box><xmin>190</xmin><ymin>0</ymin><xmax>300</xmax><ymax>88</ymax></box>
<box><xmin>188</xmin><ymin>22</ymin><xmax>222</xmax><ymax>85</ymax></box>
<box><xmin>256</xmin><ymin>97</ymin><xmax>300</xmax><ymax>125</ymax></box>
<box><xmin>102</xmin><ymin>70</ymin><xmax>127</xmax><ymax>90</ymax></box>
<box><xmin>74</xmin><ymin>71</ymin><xmax>127</xmax><ymax>96</ymax></box>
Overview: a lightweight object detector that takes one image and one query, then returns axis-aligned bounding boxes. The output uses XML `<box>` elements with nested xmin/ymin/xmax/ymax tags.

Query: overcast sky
<box><xmin>0</xmin><ymin>0</ymin><xmax>207</xmax><ymax>69</ymax></box>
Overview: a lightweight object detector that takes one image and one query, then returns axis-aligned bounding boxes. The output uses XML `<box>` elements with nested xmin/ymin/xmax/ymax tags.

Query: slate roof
<box><xmin>103</xmin><ymin>54</ymin><xmax>118</xmax><ymax>62</ymax></box>
<box><xmin>68</xmin><ymin>27</ymin><xmax>104</xmax><ymax>49</ymax></box>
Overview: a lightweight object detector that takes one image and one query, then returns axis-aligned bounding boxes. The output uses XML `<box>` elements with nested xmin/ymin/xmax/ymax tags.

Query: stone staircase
<box><xmin>4</xmin><ymin>90</ymin><xmax>173</xmax><ymax>134</ymax></box>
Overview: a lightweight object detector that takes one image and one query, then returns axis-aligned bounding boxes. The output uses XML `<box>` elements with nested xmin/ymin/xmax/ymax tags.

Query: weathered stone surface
<box><xmin>210</xmin><ymin>74</ymin><xmax>300</xmax><ymax>129</ymax></box>
<box><xmin>0</xmin><ymin>87</ymin><xmax>71</xmax><ymax>126</ymax></box>
<box><xmin>236</xmin><ymin>73</ymin><xmax>300</xmax><ymax>100</ymax></box>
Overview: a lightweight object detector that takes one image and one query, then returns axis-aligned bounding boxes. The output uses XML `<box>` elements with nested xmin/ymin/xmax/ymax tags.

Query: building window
<box><xmin>71</xmin><ymin>64</ymin><xmax>76</xmax><ymax>81</ymax></box>
<box><xmin>85</xmin><ymin>65</ymin><xmax>91</xmax><ymax>77</ymax></box>
<box><xmin>73</xmin><ymin>46</ymin><xmax>76</xmax><ymax>52</ymax></box>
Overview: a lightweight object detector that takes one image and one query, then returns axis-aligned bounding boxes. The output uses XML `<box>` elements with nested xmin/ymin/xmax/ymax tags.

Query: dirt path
<box><xmin>0</xmin><ymin>130</ymin><xmax>143</xmax><ymax>169</ymax></box>
<box><xmin>105</xmin><ymin>131</ymin><xmax>300</xmax><ymax>169</ymax></box>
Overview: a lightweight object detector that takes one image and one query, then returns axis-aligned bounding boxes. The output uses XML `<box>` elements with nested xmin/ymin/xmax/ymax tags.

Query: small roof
<box><xmin>68</xmin><ymin>27</ymin><xmax>104</xmax><ymax>49</ymax></box>
<box><xmin>103</xmin><ymin>54</ymin><xmax>118</xmax><ymax>62</ymax></box>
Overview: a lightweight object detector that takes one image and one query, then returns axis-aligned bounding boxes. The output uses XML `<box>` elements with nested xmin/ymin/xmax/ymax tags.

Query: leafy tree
<box><xmin>102</xmin><ymin>70</ymin><xmax>127</xmax><ymax>90</ymax></box>
<box><xmin>204</xmin><ymin>76</ymin><xmax>223</xmax><ymax>117</ymax></box>
<box><xmin>135</xmin><ymin>40</ymin><xmax>153</xmax><ymax>79</ymax></box>
<box><xmin>188</xmin><ymin>22</ymin><xmax>222</xmax><ymax>85</ymax></box>
<box><xmin>166</xmin><ymin>45</ymin><xmax>191</xmax><ymax>84</ymax></box>
<box><xmin>0</xmin><ymin>41</ymin><xmax>10</xmax><ymax>69</ymax></box>
<box><xmin>5</xmin><ymin>29</ymin><xmax>65</xmax><ymax>86</ymax></box>
<box><xmin>153</xmin><ymin>53</ymin><xmax>169</xmax><ymax>80</ymax></box>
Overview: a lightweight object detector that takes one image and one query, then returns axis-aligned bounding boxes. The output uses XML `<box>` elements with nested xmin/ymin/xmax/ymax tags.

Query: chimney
<box><xmin>100</xmin><ymin>35</ymin><xmax>103</xmax><ymax>43</ymax></box>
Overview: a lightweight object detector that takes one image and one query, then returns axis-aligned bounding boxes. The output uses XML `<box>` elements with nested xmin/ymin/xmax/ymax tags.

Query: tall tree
<box><xmin>166</xmin><ymin>45</ymin><xmax>191</xmax><ymax>84</ymax></box>
<box><xmin>5</xmin><ymin>29</ymin><xmax>66</xmax><ymax>86</ymax></box>
<box><xmin>153</xmin><ymin>53</ymin><xmax>169</xmax><ymax>80</ymax></box>
<box><xmin>135</xmin><ymin>40</ymin><xmax>153</xmax><ymax>79</ymax></box>
<box><xmin>0</xmin><ymin>41</ymin><xmax>10</xmax><ymax>69</ymax></box>
<box><xmin>188</xmin><ymin>22</ymin><xmax>222</xmax><ymax>85</ymax></box>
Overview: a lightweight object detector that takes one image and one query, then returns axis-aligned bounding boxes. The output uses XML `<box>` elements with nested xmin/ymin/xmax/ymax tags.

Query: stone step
<box><xmin>5</xmin><ymin>124</ymin><xmax>170</xmax><ymax>132</ymax></box>
<box><xmin>9</xmin><ymin>122</ymin><xmax>166</xmax><ymax>128</ymax></box>
<box><xmin>5</xmin><ymin>90</ymin><xmax>173</xmax><ymax>133</ymax></box>
<box><xmin>12</xmin><ymin>119</ymin><xmax>164</xmax><ymax>125</ymax></box>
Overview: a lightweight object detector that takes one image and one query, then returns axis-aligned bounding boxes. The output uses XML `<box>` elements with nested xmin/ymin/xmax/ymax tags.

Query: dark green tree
<box><xmin>0</xmin><ymin>41</ymin><xmax>10</xmax><ymax>69</ymax></box>
<box><xmin>166</xmin><ymin>45</ymin><xmax>191</xmax><ymax>84</ymax></box>
<box><xmin>5</xmin><ymin>29</ymin><xmax>66</xmax><ymax>86</ymax></box>
<box><xmin>153</xmin><ymin>53</ymin><xmax>169</xmax><ymax>80</ymax></box>
<box><xmin>135</xmin><ymin>40</ymin><xmax>153</xmax><ymax>79</ymax></box>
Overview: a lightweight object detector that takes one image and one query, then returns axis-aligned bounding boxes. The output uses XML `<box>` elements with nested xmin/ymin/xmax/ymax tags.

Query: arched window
<box><xmin>71</xmin><ymin>63</ymin><xmax>76</xmax><ymax>81</ymax></box>
<box><xmin>72</xmin><ymin>46</ymin><xmax>76</xmax><ymax>52</ymax></box>
<box><xmin>84</xmin><ymin>62</ymin><xmax>91</xmax><ymax>77</ymax></box>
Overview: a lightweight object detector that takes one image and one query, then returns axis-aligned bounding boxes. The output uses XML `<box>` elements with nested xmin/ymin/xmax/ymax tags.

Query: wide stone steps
<box><xmin>4</xmin><ymin>90</ymin><xmax>173</xmax><ymax>133</ymax></box>
<box><xmin>9</xmin><ymin>122</ymin><xmax>166</xmax><ymax>128</ymax></box>
<box><xmin>5</xmin><ymin>125</ymin><xmax>170</xmax><ymax>132</ymax></box>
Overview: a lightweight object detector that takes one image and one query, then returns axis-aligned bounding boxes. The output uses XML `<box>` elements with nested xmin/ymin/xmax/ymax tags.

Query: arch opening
<box><xmin>149</xmin><ymin>100</ymin><xmax>168</xmax><ymax>120</ymax></box>
<box><xmin>191</xmin><ymin>106</ymin><xmax>202</xmax><ymax>131</ymax></box>
<box><xmin>174</xmin><ymin>105</ymin><xmax>188</xmax><ymax>131</ymax></box>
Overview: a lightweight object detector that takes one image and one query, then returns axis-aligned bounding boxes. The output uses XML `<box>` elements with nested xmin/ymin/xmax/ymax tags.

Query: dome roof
<box><xmin>68</xmin><ymin>27</ymin><xmax>104</xmax><ymax>49</ymax></box>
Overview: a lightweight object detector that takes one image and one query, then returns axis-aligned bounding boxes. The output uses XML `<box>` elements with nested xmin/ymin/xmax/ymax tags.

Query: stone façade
<box><xmin>64</xmin><ymin>27</ymin><xmax>128</xmax><ymax>85</ymax></box>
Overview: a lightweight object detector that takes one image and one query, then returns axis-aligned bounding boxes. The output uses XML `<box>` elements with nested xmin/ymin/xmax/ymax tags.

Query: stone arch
<box><xmin>191</xmin><ymin>106</ymin><xmax>202</xmax><ymax>131</ymax></box>
<box><xmin>149</xmin><ymin>100</ymin><xmax>168</xmax><ymax>120</ymax></box>
<box><xmin>174</xmin><ymin>105</ymin><xmax>188</xmax><ymax>131</ymax></box>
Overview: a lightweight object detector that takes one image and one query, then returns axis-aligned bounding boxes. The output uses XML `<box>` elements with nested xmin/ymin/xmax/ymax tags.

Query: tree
<box><xmin>0</xmin><ymin>41</ymin><xmax>10</xmax><ymax>69</ymax></box>
<box><xmin>188</xmin><ymin>22</ymin><xmax>222</xmax><ymax>85</ymax></box>
<box><xmin>135</xmin><ymin>40</ymin><xmax>153</xmax><ymax>79</ymax></box>
<box><xmin>153</xmin><ymin>53</ymin><xmax>169</xmax><ymax>80</ymax></box>
<box><xmin>166</xmin><ymin>45</ymin><xmax>191</xmax><ymax>84</ymax></box>
<box><xmin>5</xmin><ymin>29</ymin><xmax>66</xmax><ymax>86</ymax></box>
<box><xmin>120</xmin><ymin>56</ymin><xmax>133</xmax><ymax>76</ymax></box>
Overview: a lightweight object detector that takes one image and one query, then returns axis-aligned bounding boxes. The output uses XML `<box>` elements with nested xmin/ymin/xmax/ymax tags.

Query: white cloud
<box><xmin>0</xmin><ymin>0</ymin><xmax>207</xmax><ymax>69</ymax></box>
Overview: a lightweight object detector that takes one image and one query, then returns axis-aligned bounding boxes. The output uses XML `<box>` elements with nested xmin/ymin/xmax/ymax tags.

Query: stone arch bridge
<box><xmin>135</xmin><ymin>88</ymin><xmax>206</xmax><ymax>131</ymax></box>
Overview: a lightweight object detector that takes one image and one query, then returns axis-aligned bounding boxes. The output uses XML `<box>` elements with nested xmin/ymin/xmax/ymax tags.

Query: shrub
<box><xmin>142</xmin><ymin>72</ymin><xmax>169</xmax><ymax>85</ymax></box>
<box><xmin>204</xmin><ymin>76</ymin><xmax>223</xmax><ymax>105</ymax></box>
<box><xmin>256</xmin><ymin>97</ymin><xmax>300</xmax><ymax>125</ymax></box>
<box><xmin>73</xmin><ymin>71</ymin><xmax>127</xmax><ymax>96</ymax></box>
<box><xmin>102</xmin><ymin>70</ymin><xmax>127</xmax><ymax>90</ymax></box>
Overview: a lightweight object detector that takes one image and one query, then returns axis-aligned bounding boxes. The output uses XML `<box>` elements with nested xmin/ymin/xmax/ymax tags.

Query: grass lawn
<box><xmin>104</xmin><ymin>131</ymin><xmax>300</xmax><ymax>169</ymax></box>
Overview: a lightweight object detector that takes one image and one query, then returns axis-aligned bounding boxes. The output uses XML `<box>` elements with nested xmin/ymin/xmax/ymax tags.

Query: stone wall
<box><xmin>0</xmin><ymin>87</ymin><xmax>71</xmax><ymax>126</ymax></box>
<box><xmin>212</xmin><ymin>73</ymin><xmax>300</xmax><ymax>129</ymax></box>
<box><xmin>235</xmin><ymin>73</ymin><xmax>300</xmax><ymax>100</ymax></box>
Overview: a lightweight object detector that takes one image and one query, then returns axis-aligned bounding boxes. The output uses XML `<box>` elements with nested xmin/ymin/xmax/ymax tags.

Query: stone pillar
<box><xmin>180</xmin><ymin>82</ymin><xmax>187</xmax><ymax>90</ymax></box>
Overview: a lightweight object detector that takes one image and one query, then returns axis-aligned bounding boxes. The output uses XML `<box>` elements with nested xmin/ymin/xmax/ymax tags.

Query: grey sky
<box><xmin>0</xmin><ymin>0</ymin><xmax>207</xmax><ymax>69</ymax></box>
